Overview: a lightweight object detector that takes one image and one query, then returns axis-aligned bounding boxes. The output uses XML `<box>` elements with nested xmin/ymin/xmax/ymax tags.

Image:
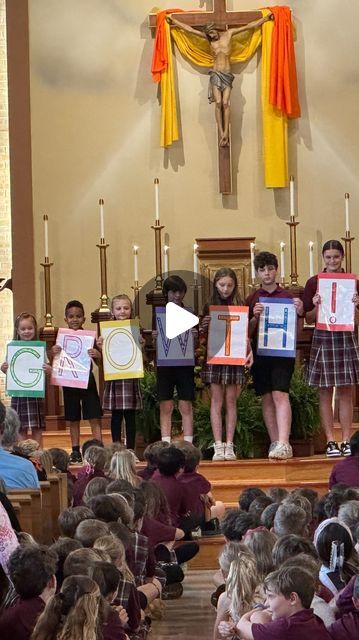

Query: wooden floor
<box><xmin>152</xmin><ymin>570</ymin><xmax>216</xmax><ymax>640</ymax></box>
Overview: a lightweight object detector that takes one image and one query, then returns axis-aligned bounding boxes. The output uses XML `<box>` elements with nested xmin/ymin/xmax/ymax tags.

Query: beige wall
<box><xmin>28</xmin><ymin>1</ymin><xmax>359</xmax><ymax>327</ymax></box>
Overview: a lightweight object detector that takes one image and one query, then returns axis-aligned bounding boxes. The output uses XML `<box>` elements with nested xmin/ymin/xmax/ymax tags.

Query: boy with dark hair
<box><xmin>246</xmin><ymin>252</ymin><xmax>303</xmax><ymax>460</ymax></box>
<box><xmin>0</xmin><ymin>545</ymin><xmax>58</xmax><ymax>638</ymax></box>
<box><xmin>220</xmin><ymin>508</ymin><xmax>256</xmax><ymax>541</ymax></box>
<box><xmin>156</xmin><ymin>275</ymin><xmax>196</xmax><ymax>443</ymax></box>
<box><xmin>53</xmin><ymin>300</ymin><xmax>102</xmax><ymax>464</ymax></box>
<box><xmin>239</xmin><ymin>486</ymin><xmax>267</xmax><ymax>511</ymax></box>
<box><xmin>58</xmin><ymin>505</ymin><xmax>95</xmax><ymax>538</ymax></box>
<box><xmin>233</xmin><ymin>565</ymin><xmax>331</xmax><ymax>640</ymax></box>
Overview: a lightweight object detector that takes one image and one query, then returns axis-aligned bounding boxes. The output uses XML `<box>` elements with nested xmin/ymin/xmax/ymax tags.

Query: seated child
<box><xmin>232</xmin><ymin>565</ymin><xmax>332</xmax><ymax>640</ymax></box>
<box><xmin>138</xmin><ymin>441</ymin><xmax>170</xmax><ymax>480</ymax></box>
<box><xmin>329</xmin><ymin>574</ymin><xmax>359</xmax><ymax>639</ymax></box>
<box><xmin>175</xmin><ymin>441</ymin><xmax>225</xmax><ymax>532</ymax></box>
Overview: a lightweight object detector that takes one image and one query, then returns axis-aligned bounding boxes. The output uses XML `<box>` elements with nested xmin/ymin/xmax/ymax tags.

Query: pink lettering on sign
<box><xmin>63</xmin><ymin>335</ymin><xmax>82</xmax><ymax>358</ymax></box>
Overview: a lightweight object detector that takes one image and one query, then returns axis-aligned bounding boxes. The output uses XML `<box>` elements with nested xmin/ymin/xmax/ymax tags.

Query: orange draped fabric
<box><xmin>269</xmin><ymin>5</ymin><xmax>301</xmax><ymax>118</ymax></box>
<box><xmin>151</xmin><ymin>9</ymin><xmax>183</xmax><ymax>83</ymax></box>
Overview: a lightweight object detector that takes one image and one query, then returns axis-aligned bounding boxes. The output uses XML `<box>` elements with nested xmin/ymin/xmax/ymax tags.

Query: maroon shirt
<box><xmin>103</xmin><ymin>608</ymin><xmax>128</xmax><ymax>640</ymax></box>
<box><xmin>329</xmin><ymin>456</ymin><xmax>359</xmax><ymax>488</ymax></box>
<box><xmin>328</xmin><ymin>611</ymin><xmax>359</xmax><ymax>640</ymax></box>
<box><xmin>152</xmin><ymin>471</ymin><xmax>192</xmax><ymax>526</ymax></box>
<box><xmin>252</xmin><ymin>608</ymin><xmax>332</xmax><ymax>640</ymax></box>
<box><xmin>0</xmin><ymin>596</ymin><xmax>45</xmax><ymax>639</ymax></box>
<box><xmin>335</xmin><ymin>575</ymin><xmax>356</xmax><ymax>617</ymax></box>
<box><xmin>71</xmin><ymin>469</ymin><xmax>106</xmax><ymax>506</ymax></box>
<box><xmin>141</xmin><ymin>515</ymin><xmax>177</xmax><ymax>548</ymax></box>
<box><xmin>177</xmin><ymin>471</ymin><xmax>211</xmax><ymax>517</ymax></box>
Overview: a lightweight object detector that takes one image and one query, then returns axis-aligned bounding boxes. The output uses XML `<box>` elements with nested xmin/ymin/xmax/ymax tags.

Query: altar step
<box><xmin>42</xmin><ymin>427</ymin><xmax>112</xmax><ymax>450</ymax></box>
<box><xmin>186</xmin><ymin>535</ymin><xmax>225</xmax><ymax>570</ymax></box>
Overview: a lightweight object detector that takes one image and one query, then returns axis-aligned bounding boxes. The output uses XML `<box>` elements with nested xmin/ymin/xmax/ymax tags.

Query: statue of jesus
<box><xmin>167</xmin><ymin>13</ymin><xmax>273</xmax><ymax>147</ymax></box>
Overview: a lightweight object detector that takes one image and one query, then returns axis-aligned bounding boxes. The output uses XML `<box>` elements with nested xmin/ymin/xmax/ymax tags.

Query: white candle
<box><xmin>280</xmin><ymin>242</ymin><xmax>286</xmax><ymax>279</ymax></box>
<box><xmin>163</xmin><ymin>245</ymin><xmax>169</xmax><ymax>278</ymax></box>
<box><xmin>193</xmin><ymin>243</ymin><xmax>199</xmax><ymax>279</ymax></box>
<box><xmin>345</xmin><ymin>193</ymin><xmax>350</xmax><ymax>233</ymax></box>
<box><xmin>43</xmin><ymin>214</ymin><xmax>49</xmax><ymax>258</ymax></box>
<box><xmin>250</xmin><ymin>242</ymin><xmax>256</xmax><ymax>280</ymax></box>
<box><xmin>133</xmin><ymin>245</ymin><xmax>139</xmax><ymax>282</ymax></box>
<box><xmin>309</xmin><ymin>241</ymin><xmax>314</xmax><ymax>277</ymax></box>
<box><xmin>99</xmin><ymin>198</ymin><xmax>105</xmax><ymax>239</ymax></box>
<box><xmin>154</xmin><ymin>178</ymin><xmax>160</xmax><ymax>221</ymax></box>
<box><xmin>289</xmin><ymin>175</ymin><xmax>295</xmax><ymax>220</ymax></box>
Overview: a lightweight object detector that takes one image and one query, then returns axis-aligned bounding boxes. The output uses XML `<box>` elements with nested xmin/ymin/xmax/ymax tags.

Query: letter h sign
<box><xmin>257</xmin><ymin>298</ymin><xmax>297</xmax><ymax>358</ymax></box>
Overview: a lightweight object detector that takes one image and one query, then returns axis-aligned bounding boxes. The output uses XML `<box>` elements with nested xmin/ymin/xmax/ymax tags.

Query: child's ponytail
<box><xmin>225</xmin><ymin>547</ymin><xmax>259</xmax><ymax>622</ymax></box>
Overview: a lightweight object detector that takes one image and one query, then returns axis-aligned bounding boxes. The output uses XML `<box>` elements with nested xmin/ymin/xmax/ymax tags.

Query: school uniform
<box><xmin>246</xmin><ymin>285</ymin><xmax>296</xmax><ymax>395</ymax></box>
<box><xmin>103</xmin><ymin>378</ymin><xmax>142</xmax><ymax>411</ymax></box>
<box><xmin>303</xmin><ymin>274</ymin><xmax>359</xmax><ymax>388</ymax></box>
<box><xmin>11</xmin><ymin>397</ymin><xmax>44</xmax><ymax>431</ymax></box>
<box><xmin>252</xmin><ymin>608</ymin><xmax>332</xmax><ymax>640</ymax></box>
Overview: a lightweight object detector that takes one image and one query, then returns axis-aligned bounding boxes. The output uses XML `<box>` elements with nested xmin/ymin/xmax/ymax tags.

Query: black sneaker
<box><xmin>162</xmin><ymin>582</ymin><xmax>183</xmax><ymax>600</ymax></box>
<box><xmin>69</xmin><ymin>450</ymin><xmax>83</xmax><ymax>464</ymax></box>
<box><xmin>325</xmin><ymin>441</ymin><xmax>341</xmax><ymax>458</ymax></box>
<box><xmin>340</xmin><ymin>441</ymin><xmax>351</xmax><ymax>457</ymax></box>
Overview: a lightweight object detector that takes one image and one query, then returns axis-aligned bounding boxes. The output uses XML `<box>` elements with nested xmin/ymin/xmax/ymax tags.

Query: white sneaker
<box><xmin>268</xmin><ymin>442</ymin><xmax>293</xmax><ymax>460</ymax></box>
<box><xmin>268</xmin><ymin>441</ymin><xmax>279</xmax><ymax>456</ymax></box>
<box><xmin>212</xmin><ymin>442</ymin><xmax>225</xmax><ymax>461</ymax></box>
<box><xmin>224</xmin><ymin>442</ymin><xmax>237</xmax><ymax>461</ymax></box>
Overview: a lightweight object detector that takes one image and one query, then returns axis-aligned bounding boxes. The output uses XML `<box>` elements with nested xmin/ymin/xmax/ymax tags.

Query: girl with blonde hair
<box><xmin>109</xmin><ymin>450</ymin><xmax>141</xmax><ymax>488</ymax></box>
<box><xmin>213</xmin><ymin>542</ymin><xmax>263</xmax><ymax>640</ymax></box>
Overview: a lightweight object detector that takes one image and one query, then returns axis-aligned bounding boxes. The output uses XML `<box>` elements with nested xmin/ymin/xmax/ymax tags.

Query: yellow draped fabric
<box><xmin>160</xmin><ymin>9</ymin><xmax>288</xmax><ymax>188</ymax></box>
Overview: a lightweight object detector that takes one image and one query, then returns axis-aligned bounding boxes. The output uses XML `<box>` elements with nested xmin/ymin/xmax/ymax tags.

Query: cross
<box><xmin>149</xmin><ymin>1</ymin><xmax>262</xmax><ymax>194</ymax></box>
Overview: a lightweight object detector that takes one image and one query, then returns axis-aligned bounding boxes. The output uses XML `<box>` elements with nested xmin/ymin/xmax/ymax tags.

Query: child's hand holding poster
<box><xmin>100</xmin><ymin>319</ymin><xmax>144</xmax><ymax>380</ymax></box>
<box><xmin>155</xmin><ymin>307</ymin><xmax>195</xmax><ymax>367</ymax></box>
<box><xmin>257</xmin><ymin>298</ymin><xmax>297</xmax><ymax>358</ymax></box>
<box><xmin>316</xmin><ymin>273</ymin><xmax>356</xmax><ymax>331</ymax></box>
<box><xmin>6</xmin><ymin>341</ymin><xmax>46</xmax><ymax>397</ymax></box>
<box><xmin>207</xmin><ymin>305</ymin><xmax>248</xmax><ymax>365</ymax></box>
<box><xmin>51</xmin><ymin>328</ymin><xmax>96</xmax><ymax>389</ymax></box>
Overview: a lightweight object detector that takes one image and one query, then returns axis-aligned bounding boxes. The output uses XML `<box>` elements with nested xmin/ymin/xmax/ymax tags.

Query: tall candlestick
<box><xmin>280</xmin><ymin>242</ymin><xmax>286</xmax><ymax>280</ymax></box>
<box><xmin>154</xmin><ymin>178</ymin><xmax>160</xmax><ymax>222</ymax></box>
<box><xmin>163</xmin><ymin>245</ymin><xmax>169</xmax><ymax>278</ymax></box>
<box><xmin>193</xmin><ymin>243</ymin><xmax>199</xmax><ymax>280</ymax></box>
<box><xmin>133</xmin><ymin>245</ymin><xmax>139</xmax><ymax>282</ymax></box>
<box><xmin>43</xmin><ymin>214</ymin><xmax>49</xmax><ymax>259</ymax></box>
<box><xmin>345</xmin><ymin>193</ymin><xmax>350</xmax><ymax>233</ymax></box>
<box><xmin>289</xmin><ymin>175</ymin><xmax>295</xmax><ymax>220</ymax></box>
<box><xmin>309</xmin><ymin>241</ymin><xmax>314</xmax><ymax>277</ymax></box>
<box><xmin>250</xmin><ymin>242</ymin><xmax>256</xmax><ymax>281</ymax></box>
<box><xmin>99</xmin><ymin>198</ymin><xmax>105</xmax><ymax>240</ymax></box>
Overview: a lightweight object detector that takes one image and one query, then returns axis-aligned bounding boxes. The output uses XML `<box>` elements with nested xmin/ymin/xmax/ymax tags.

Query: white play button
<box><xmin>165</xmin><ymin>302</ymin><xmax>199</xmax><ymax>339</ymax></box>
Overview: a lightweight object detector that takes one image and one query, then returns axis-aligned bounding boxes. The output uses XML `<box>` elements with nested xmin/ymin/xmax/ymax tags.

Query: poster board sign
<box><xmin>316</xmin><ymin>273</ymin><xmax>356</xmax><ymax>331</ymax></box>
<box><xmin>156</xmin><ymin>307</ymin><xmax>195</xmax><ymax>367</ymax></box>
<box><xmin>257</xmin><ymin>298</ymin><xmax>297</xmax><ymax>358</ymax></box>
<box><xmin>6</xmin><ymin>341</ymin><xmax>46</xmax><ymax>397</ymax></box>
<box><xmin>100</xmin><ymin>319</ymin><xmax>144</xmax><ymax>380</ymax></box>
<box><xmin>51</xmin><ymin>328</ymin><xmax>96</xmax><ymax>389</ymax></box>
<box><xmin>207</xmin><ymin>305</ymin><xmax>248</xmax><ymax>365</ymax></box>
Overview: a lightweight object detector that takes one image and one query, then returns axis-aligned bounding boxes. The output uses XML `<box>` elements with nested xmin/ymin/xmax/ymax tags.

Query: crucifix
<box><xmin>149</xmin><ymin>1</ymin><xmax>270</xmax><ymax>194</ymax></box>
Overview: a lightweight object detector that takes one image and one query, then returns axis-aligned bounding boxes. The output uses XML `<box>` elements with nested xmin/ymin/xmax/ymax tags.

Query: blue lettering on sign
<box><xmin>264</xmin><ymin>306</ymin><xmax>288</xmax><ymax>348</ymax></box>
<box><xmin>157</xmin><ymin>318</ymin><xmax>189</xmax><ymax>357</ymax></box>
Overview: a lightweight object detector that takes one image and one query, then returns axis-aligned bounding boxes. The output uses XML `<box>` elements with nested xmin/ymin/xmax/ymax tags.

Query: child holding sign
<box><xmin>201</xmin><ymin>268</ymin><xmax>253</xmax><ymax>461</ymax></box>
<box><xmin>303</xmin><ymin>240</ymin><xmax>359</xmax><ymax>458</ymax></box>
<box><xmin>246</xmin><ymin>252</ymin><xmax>303</xmax><ymax>460</ymax></box>
<box><xmin>53</xmin><ymin>301</ymin><xmax>102</xmax><ymax>464</ymax></box>
<box><xmin>97</xmin><ymin>294</ymin><xmax>142</xmax><ymax>449</ymax></box>
<box><xmin>1</xmin><ymin>313</ymin><xmax>50</xmax><ymax>443</ymax></box>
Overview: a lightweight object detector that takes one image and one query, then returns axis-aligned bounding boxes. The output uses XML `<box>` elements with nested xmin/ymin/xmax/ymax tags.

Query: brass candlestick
<box><xmin>131</xmin><ymin>281</ymin><xmax>141</xmax><ymax>318</ymax></box>
<box><xmin>96</xmin><ymin>239</ymin><xmax>111</xmax><ymax>312</ymax></box>
<box><xmin>341</xmin><ymin>230</ymin><xmax>355</xmax><ymax>273</ymax></box>
<box><xmin>40</xmin><ymin>257</ymin><xmax>55</xmax><ymax>330</ymax></box>
<box><xmin>286</xmin><ymin>219</ymin><xmax>300</xmax><ymax>287</ymax></box>
<box><xmin>151</xmin><ymin>220</ymin><xmax>164</xmax><ymax>292</ymax></box>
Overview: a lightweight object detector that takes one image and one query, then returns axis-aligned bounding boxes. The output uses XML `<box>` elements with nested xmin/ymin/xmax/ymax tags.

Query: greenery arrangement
<box><xmin>289</xmin><ymin>365</ymin><xmax>320</xmax><ymax>440</ymax></box>
<box><xmin>136</xmin><ymin>364</ymin><xmax>320</xmax><ymax>456</ymax></box>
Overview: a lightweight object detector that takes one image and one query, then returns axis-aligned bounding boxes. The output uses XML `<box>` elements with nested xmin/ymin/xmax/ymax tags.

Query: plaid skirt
<box><xmin>201</xmin><ymin>363</ymin><xmax>245</xmax><ymax>385</ymax></box>
<box><xmin>10</xmin><ymin>396</ymin><xmax>44</xmax><ymax>430</ymax></box>
<box><xmin>306</xmin><ymin>329</ymin><xmax>359</xmax><ymax>388</ymax></box>
<box><xmin>103</xmin><ymin>378</ymin><xmax>143</xmax><ymax>411</ymax></box>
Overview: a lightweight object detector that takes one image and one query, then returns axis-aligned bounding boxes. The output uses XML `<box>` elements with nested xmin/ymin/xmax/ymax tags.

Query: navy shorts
<box><xmin>157</xmin><ymin>366</ymin><xmax>195</xmax><ymax>402</ymax></box>
<box><xmin>251</xmin><ymin>355</ymin><xmax>295</xmax><ymax>396</ymax></box>
<box><xmin>63</xmin><ymin>372</ymin><xmax>103</xmax><ymax>422</ymax></box>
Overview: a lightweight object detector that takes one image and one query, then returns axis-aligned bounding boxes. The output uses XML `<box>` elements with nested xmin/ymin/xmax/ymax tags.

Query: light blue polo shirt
<box><xmin>0</xmin><ymin>447</ymin><xmax>40</xmax><ymax>489</ymax></box>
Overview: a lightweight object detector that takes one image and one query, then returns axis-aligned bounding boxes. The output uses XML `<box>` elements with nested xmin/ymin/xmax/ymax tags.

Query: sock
<box><xmin>72</xmin><ymin>445</ymin><xmax>80</xmax><ymax>453</ymax></box>
<box><xmin>184</xmin><ymin>435</ymin><xmax>193</xmax><ymax>443</ymax></box>
<box><xmin>162</xmin><ymin>436</ymin><xmax>171</xmax><ymax>443</ymax></box>
<box><xmin>215</xmin><ymin>440</ymin><xmax>223</xmax><ymax>446</ymax></box>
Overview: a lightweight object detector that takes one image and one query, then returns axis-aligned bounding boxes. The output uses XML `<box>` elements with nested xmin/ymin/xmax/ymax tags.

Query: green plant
<box><xmin>135</xmin><ymin>367</ymin><xmax>161</xmax><ymax>443</ymax></box>
<box><xmin>289</xmin><ymin>366</ymin><xmax>320</xmax><ymax>440</ymax></box>
<box><xmin>193</xmin><ymin>386</ymin><xmax>268</xmax><ymax>458</ymax></box>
